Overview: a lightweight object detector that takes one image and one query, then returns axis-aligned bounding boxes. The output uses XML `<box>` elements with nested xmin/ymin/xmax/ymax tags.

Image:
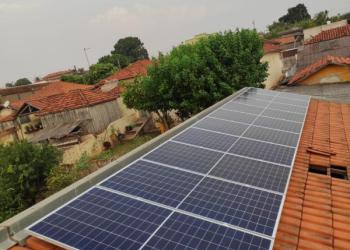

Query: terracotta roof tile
<box><xmin>271</xmin><ymin>35</ymin><xmax>296</xmax><ymax>45</ymax></box>
<box><xmin>288</xmin><ymin>55</ymin><xmax>350</xmax><ymax>85</ymax></box>
<box><xmin>263</xmin><ymin>41</ymin><xmax>281</xmax><ymax>54</ymax></box>
<box><xmin>274</xmin><ymin>99</ymin><xmax>350</xmax><ymax>249</ymax></box>
<box><xmin>100</xmin><ymin>59</ymin><xmax>152</xmax><ymax>83</ymax></box>
<box><xmin>305</xmin><ymin>24</ymin><xmax>350</xmax><ymax>45</ymax></box>
<box><xmin>42</xmin><ymin>69</ymin><xmax>75</xmax><ymax>81</ymax></box>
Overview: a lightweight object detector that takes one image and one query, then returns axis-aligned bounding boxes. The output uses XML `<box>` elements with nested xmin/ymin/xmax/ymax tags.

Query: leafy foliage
<box><xmin>123</xmin><ymin>29</ymin><xmax>267</xmax><ymax>126</ymax></box>
<box><xmin>98</xmin><ymin>54</ymin><xmax>129</xmax><ymax>68</ymax></box>
<box><xmin>0</xmin><ymin>141</ymin><xmax>61</xmax><ymax>222</ymax></box>
<box><xmin>61</xmin><ymin>63</ymin><xmax>116</xmax><ymax>84</ymax></box>
<box><xmin>112</xmin><ymin>37</ymin><xmax>149</xmax><ymax>63</ymax></box>
<box><xmin>278</xmin><ymin>4</ymin><xmax>311</xmax><ymax>23</ymax></box>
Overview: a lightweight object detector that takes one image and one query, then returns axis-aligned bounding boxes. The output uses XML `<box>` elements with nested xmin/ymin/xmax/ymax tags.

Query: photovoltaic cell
<box><xmin>243</xmin><ymin>126</ymin><xmax>299</xmax><ymax>147</ymax></box>
<box><xmin>273</xmin><ymin>97</ymin><xmax>308</xmax><ymax>107</ymax></box>
<box><xmin>29</xmin><ymin>188</ymin><xmax>171</xmax><ymax>250</ymax></box>
<box><xmin>233</xmin><ymin>97</ymin><xmax>270</xmax><ymax>107</ymax></box>
<box><xmin>144</xmin><ymin>213</ymin><xmax>271</xmax><ymax>250</ymax></box>
<box><xmin>172</xmin><ymin>128</ymin><xmax>238</xmax><ymax>151</ymax></box>
<box><xmin>143</xmin><ymin>141</ymin><xmax>223</xmax><ymax>174</ymax></box>
<box><xmin>210</xmin><ymin>154</ymin><xmax>290</xmax><ymax>192</ymax></box>
<box><xmin>278</xmin><ymin>92</ymin><xmax>309</xmax><ymax>101</ymax></box>
<box><xmin>179</xmin><ymin>178</ymin><xmax>282</xmax><ymax>236</ymax></box>
<box><xmin>247</xmin><ymin>88</ymin><xmax>277</xmax><ymax>96</ymax></box>
<box><xmin>253</xmin><ymin>116</ymin><xmax>302</xmax><ymax>133</ymax></box>
<box><xmin>222</xmin><ymin>101</ymin><xmax>264</xmax><ymax>115</ymax></box>
<box><xmin>241</xmin><ymin>92</ymin><xmax>273</xmax><ymax>101</ymax></box>
<box><xmin>229</xmin><ymin>138</ymin><xmax>295</xmax><ymax>166</ymax></box>
<box><xmin>210</xmin><ymin>109</ymin><xmax>257</xmax><ymax>124</ymax></box>
<box><xmin>100</xmin><ymin>160</ymin><xmax>203</xmax><ymax>207</ymax></box>
<box><xmin>262</xmin><ymin>109</ymin><xmax>305</xmax><ymax>123</ymax></box>
<box><xmin>268</xmin><ymin>102</ymin><xmax>307</xmax><ymax>114</ymax></box>
<box><xmin>194</xmin><ymin>117</ymin><xmax>248</xmax><ymax>136</ymax></box>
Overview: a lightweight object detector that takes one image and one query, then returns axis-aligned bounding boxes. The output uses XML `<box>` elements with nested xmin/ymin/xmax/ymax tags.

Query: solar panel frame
<box><xmin>26</xmin><ymin>88</ymin><xmax>311</xmax><ymax>250</ymax></box>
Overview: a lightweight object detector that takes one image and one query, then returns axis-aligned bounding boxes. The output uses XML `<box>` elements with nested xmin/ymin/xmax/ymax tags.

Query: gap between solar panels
<box><xmin>27</xmin><ymin>88</ymin><xmax>310</xmax><ymax>250</ymax></box>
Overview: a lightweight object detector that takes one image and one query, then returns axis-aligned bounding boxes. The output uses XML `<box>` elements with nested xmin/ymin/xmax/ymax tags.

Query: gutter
<box><xmin>0</xmin><ymin>87</ymin><xmax>249</xmax><ymax>249</ymax></box>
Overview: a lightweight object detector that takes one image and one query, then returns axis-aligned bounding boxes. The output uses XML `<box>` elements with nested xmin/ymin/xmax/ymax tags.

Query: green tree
<box><xmin>5</xmin><ymin>82</ymin><xmax>14</xmax><ymax>88</ymax></box>
<box><xmin>86</xmin><ymin>63</ymin><xmax>116</xmax><ymax>84</ymax></box>
<box><xmin>15</xmin><ymin>78</ymin><xmax>32</xmax><ymax>86</ymax></box>
<box><xmin>123</xmin><ymin>29</ymin><xmax>267</xmax><ymax>127</ymax></box>
<box><xmin>0</xmin><ymin>141</ymin><xmax>61</xmax><ymax>222</ymax></box>
<box><xmin>279</xmin><ymin>4</ymin><xmax>311</xmax><ymax>23</ymax></box>
<box><xmin>98</xmin><ymin>54</ymin><xmax>129</xmax><ymax>68</ymax></box>
<box><xmin>112</xmin><ymin>37</ymin><xmax>149</xmax><ymax>63</ymax></box>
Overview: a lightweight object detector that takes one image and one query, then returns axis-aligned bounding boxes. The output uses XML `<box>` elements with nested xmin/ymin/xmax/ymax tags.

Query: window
<box><xmin>330</xmin><ymin>166</ymin><xmax>348</xmax><ymax>180</ymax></box>
<box><xmin>308</xmin><ymin>165</ymin><xmax>327</xmax><ymax>175</ymax></box>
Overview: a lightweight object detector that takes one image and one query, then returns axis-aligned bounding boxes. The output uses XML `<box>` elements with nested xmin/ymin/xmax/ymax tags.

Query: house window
<box><xmin>308</xmin><ymin>165</ymin><xmax>348</xmax><ymax>180</ymax></box>
<box><xmin>308</xmin><ymin>165</ymin><xmax>327</xmax><ymax>175</ymax></box>
<box><xmin>18</xmin><ymin>115</ymin><xmax>30</xmax><ymax>124</ymax></box>
<box><xmin>330</xmin><ymin>166</ymin><xmax>348</xmax><ymax>180</ymax></box>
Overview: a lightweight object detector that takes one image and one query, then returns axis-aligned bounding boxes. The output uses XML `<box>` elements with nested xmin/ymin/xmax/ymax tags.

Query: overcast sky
<box><xmin>0</xmin><ymin>0</ymin><xmax>348</xmax><ymax>85</ymax></box>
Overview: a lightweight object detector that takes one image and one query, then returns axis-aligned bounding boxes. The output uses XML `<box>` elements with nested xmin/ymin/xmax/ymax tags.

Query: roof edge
<box><xmin>0</xmin><ymin>87</ymin><xmax>250</xmax><ymax>249</ymax></box>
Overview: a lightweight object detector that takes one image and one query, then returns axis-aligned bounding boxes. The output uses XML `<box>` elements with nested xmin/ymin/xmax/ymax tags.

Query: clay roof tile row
<box><xmin>305</xmin><ymin>24</ymin><xmax>350</xmax><ymax>45</ymax></box>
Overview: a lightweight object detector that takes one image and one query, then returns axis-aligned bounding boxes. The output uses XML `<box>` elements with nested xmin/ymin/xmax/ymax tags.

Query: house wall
<box><xmin>304</xmin><ymin>20</ymin><xmax>348</xmax><ymax>40</ymax></box>
<box><xmin>261</xmin><ymin>52</ymin><xmax>283</xmax><ymax>89</ymax></box>
<box><xmin>299</xmin><ymin>65</ymin><xmax>350</xmax><ymax>85</ymax></box>
<box><xmin>297</xmin><ymin>36</ymin><xmax>350</xmax><ymax>70</ymax></box>
<box><xmin>40</xmin><ymin>100</ymin><xmax>122</xmax><ymax>134</ymax></box>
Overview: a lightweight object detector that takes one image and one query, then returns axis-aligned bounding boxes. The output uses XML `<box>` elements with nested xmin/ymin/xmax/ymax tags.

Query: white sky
<box><xmin>0</xmin><ymin>0</ymin><xmax>349</xmax><ymax>85</ymax></box>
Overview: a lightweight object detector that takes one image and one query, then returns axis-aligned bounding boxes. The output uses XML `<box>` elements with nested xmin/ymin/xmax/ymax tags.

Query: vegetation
<box><xmin>266</xmin><ymin>4</ymin><xmax>350</xmax><ymax>38</ymax></box>
<box><xmin>61</xmin><ymin>36</ymin><xmax>149</xmax><ymax>84</ymax></box>
<box><xmin>5</xmin><ymin>78</ymin><xmax>32</xmax><ymax>88</ymax></box>
<box><xmin>123</xmin><ymin>29</ymin><xmax>267</xmax><ymax>129</ymax></box>
<box><xmin>0</xmin><ymin>141</ymin><xmax>61</xmax><ymax>222</ymax></box>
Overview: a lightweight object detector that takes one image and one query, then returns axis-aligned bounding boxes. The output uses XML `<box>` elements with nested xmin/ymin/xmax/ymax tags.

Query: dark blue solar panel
<box><xmin>194</xmin><ymin>117</ymin><xmax>248</xmax><ymax>136</ymax></box>
<box><xmin>210</xmin><ymin>109</ymin><xmax>257</xmax><ymax>124</ymax></box>
<box><xmin>222</xmin><ymin>101</ymin><xmax>264</xmax><ymax>115</ymax></box>
<box><xmin>210</xmin><ymin>154</ymin><xmax>290</xmax><ymax>192</ymax></box>
<box><xmin>268</xmin><ymin>102</ymin><xmax>307</xmax><ymax>114</ymax></box>
<box><xmin>143</xmin><ymin>141</ymin><xmax>223</xmax><ymax>174</ymax></box>
<box><xmin>29</xmin><ymin>188</ymin><xmax>171</xmax><ymax>250</ymax></box>
<box><xmin>100</xmin><ymin>160</ymin><xmax>203</xmax><ymax>207</ymax></box>
<box><xmin>241</xmin><ymin>92</ymin><xmax>273</xmax><ymax>101</ymax></box>
<box><xmin>229</xmin><ymin>138</ymin><xmax>295</xmax><ymax>166</ymax></box>
<box><xmin>243</xmin><ymin>126</ymin><xmax>299</xmax><ymax>147</ymax></box>
<box><xmin>262</xmin><ymin>109</ymin><xmax>305</xmax><ymax>122</ymax></box>
<box><xmin>247</xmin><ymin>88</ymin><xmax>277</xmax><ymax>96</ymax></box>
<box><xmin>172</xmin><ymin>128</ymin><xmax>238</xmax><ymax>151</ymax></box>
<box><xmin>144</xmin><ymin>213</ymin><xmax>271</xmax><ymax>250</ymax></box>
<box><xmin>273</xmin><ymin>97</ymin><xmax>308</xmax><ymax>107</ymax></box>
<box><xmin>233</xmin><ymin>97</ymin><xmax>270</xmax><ymax>107</ymax></box>
<box><xmin>277</xmin><ymin>92</ymin><xmax>309</xmax><ymax>100</ymax></box>
<box><xmin>253</xmin><ymin>116</ymin><xmax>302</xmax><ymax>133</ymax></box>
<box><xmin>179</xmin><ymin>178</ymin><xmax>282</xmax><ymax>236</ymax></box>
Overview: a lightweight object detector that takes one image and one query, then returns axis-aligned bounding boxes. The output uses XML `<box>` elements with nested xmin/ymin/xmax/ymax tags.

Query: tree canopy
<box><xmin>278</xmin><ymin>4</ymin><xmax>311</xmax><ymax>23</ymax></box>
<box><xmin>123</xmin><ymin>29</ymin><xmax>267</xmax><ymax>128</ymax></box>
<box><xmin>98</xmin><ymin>54</ymin><xmax>129</xmax><ymax>69</ymax></box>
<box><xmin>0</xmin><ymin>141</ymin><xmax>61</xmax><ymax>222</ymax></box>
<box><xmin>112</xmin><ymin>37</ymin><xmax>149</xmax><ymax>63</ymax></box>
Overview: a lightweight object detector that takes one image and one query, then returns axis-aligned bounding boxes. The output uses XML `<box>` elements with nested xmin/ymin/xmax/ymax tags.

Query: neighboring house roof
<box><xmin>18</xmin><ymin>87</ymin><xmax>119</xmax><ymax>116</ymax></box>
<box><xmin>0</xmin><ymin>83</ymin><xmax>50</xmax><ymax>97</ymax></box>
<box><xmin>41</xmin><ymin>69</ymin><xmax>75</xmax><ymax>81</ymax></box>
<box><xmin>288</xmin><ymin>55</ymin><xmax>350</xmax><ymax>85</ymax></box>
<box><xmin>100</xmin><ymin>59</ymin><xmax>152</xmax><ymax>83</ymax></box>
<box><xmin>271</xmin><ymin>35</ymin><xmax>296</xmax><ymax>45</ymax></box>
<box><xmin>274</xmin><ymin>98</ymin><xmax>350</xmax><ymax>249</ymax></box>
<box><xmin>0</xmin><ymin>114</ymin><xmax>15</xmax><ymax>123</ymax></box>
<box><xmin>263</xmin><ymin>41</ymin><xmax>281</xmax><ymax>54</ymax></box>
<box><xmin>305</xmin><ymin>24</ymin><xmax>350</xmax><ymax>45</ymax></box>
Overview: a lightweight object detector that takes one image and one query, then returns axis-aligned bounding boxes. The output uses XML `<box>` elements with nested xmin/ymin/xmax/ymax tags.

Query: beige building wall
<box><xmin>261</xmin><ymin>52</ymin><xmax>283</xmax><ymax>89</ymax></box>
<box><xmin>304</xmin><ymin>20</ymin><xmax>348</xmax><ymax>40</ymax></box>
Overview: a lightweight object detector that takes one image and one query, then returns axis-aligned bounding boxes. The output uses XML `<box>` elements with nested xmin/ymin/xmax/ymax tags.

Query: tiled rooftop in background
<box><xmin>8</xmin><ymin>98</ymin><xmax>350</xmax><ymax>250</ymax></box>
<box><xmin>304</xmin><ymin>24</ymin><xmax>350</xmax><ymax>45</ymax></box>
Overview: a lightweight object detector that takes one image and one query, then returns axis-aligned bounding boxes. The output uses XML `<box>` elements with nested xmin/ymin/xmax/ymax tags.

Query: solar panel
<box><xmin>144</xmin><ymin>213</ymin><xmax>271</xmax><ymax>250</ymax></box>
<box><xmin>100</xmin><ymin>160</ymin><xmax>203</xmax><ymax>207</ymax></box>
<box><xmin>172</xmin><ymin>128</ymin><xmax>238</xmax><ymax>151</ymax></box>
<box><xmin>143</xmin><ymin>141</ymin><xmax>223</xmax><ymax>174</ymax></box>
<box><xmin>179</xmin><ymin>178</ymin><xmax>282</xmax><ymax>236</ymax></box>
<box><xmin>28</xmin><ymin>88</ymin><xmax>310</xmax><ymax>250</ymax></box>
<box><xmin>209</xmin><ymin>154</ymin><xmax>290</xmax><ymax>192</ymax></box>
<box><xmin>194</xmin><ymin>117</ymin><xmax>248</xmax><ymax>136</ymax></box>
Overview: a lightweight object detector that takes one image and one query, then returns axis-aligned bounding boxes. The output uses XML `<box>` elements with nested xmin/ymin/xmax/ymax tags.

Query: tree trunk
<box><xmin>155</xmin><ymin>111</ymin><xmax>169</xmax><ymax>131</ymax></box>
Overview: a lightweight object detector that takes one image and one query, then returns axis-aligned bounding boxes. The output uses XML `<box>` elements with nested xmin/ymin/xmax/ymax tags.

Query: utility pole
<box><xmin>83</xmin><ymin>48</ymin><xmax>91</xmax><ymax>68</ymax></box>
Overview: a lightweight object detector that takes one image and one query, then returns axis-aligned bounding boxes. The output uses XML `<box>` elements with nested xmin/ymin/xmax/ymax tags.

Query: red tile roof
<box><xmin>0</xmin><ymin>83</ymin><xmax>50</xmax><ymax>96</ymax></box>
<box><xmin>42</xmin><ymin>69</ymin><xmax>75</xmax><ymax>81</ymax></box>
<box><xmin>100</xmin><ymin>59</ymin><xmax>152</xmax><ymax>83</ymax></box>
<box><xmin>274</xmin><ymin>99</ymin><xmax>350</xmax><ymax>249</ymax></box>
<box><xmin>271</xmin><ymin>35</ymin><xmax>296</xmax><ymax>45</ymax></box>
<box><xmin>263</xmin><ymin>41</ymin><xmax>281</xmax><ymax>54</ymax></box>
<box><xmin>0</xmin><ymin>113</ymin><xmax>15</xmax><ymax>122</ymax></box>
<box><xmin>305</xmin><ymin>24</ymin><xmax>350</xmax><ymax>45</ymax></box>
<box><xmin>288</xmin><ymin>55</ymin><xmax>350</xmax><ymax>85</ymax></box>
<box><xmin>18</xmin><ymin>87</ymin><xmax>119</xmax><ymax>116</ymax></box>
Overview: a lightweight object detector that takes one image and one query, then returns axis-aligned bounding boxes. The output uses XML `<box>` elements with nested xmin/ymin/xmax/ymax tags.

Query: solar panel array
<box><xmin>28</xmin><ymin>88</ymin><xmax>310</xmax><ymax>250</ymax></box>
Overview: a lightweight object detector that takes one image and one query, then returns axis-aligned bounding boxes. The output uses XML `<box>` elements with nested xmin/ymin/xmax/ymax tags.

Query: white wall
<box><xmin>261</xmin><ymin>52</ymin><xmax>283</xmax><ymax>89</ymax></box>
